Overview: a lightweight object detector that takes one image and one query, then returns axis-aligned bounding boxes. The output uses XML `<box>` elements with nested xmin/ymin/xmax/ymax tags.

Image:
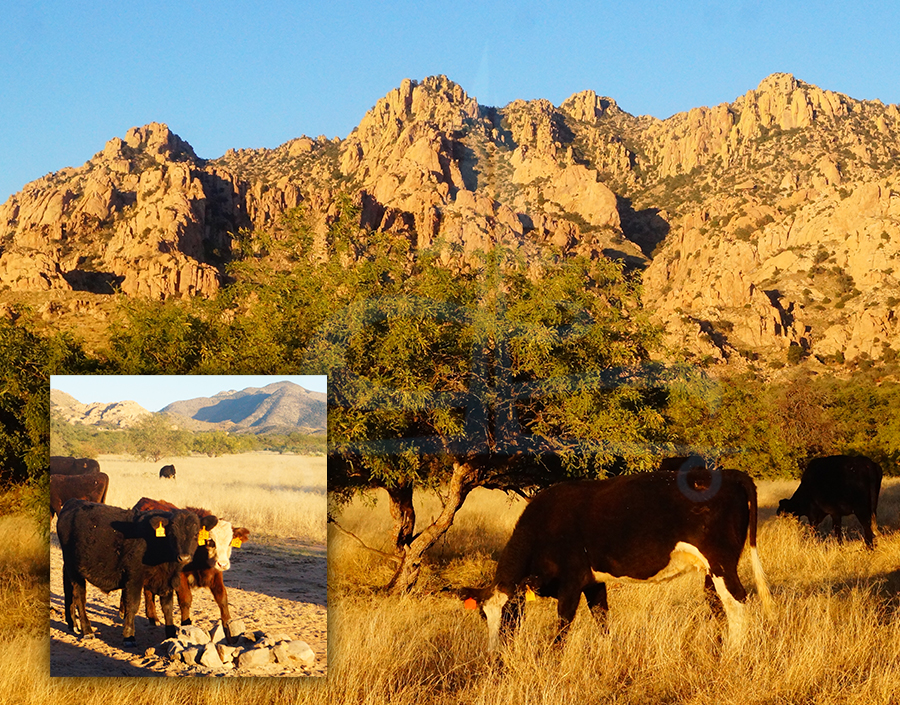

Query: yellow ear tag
<box><xmin>525</xmin><ymin>587</ymin><xmax>536</xmax><ymax>602</ymax></box>
<box><xmin>198</xmin><ymin>528</ymin><xmax>210</xmax><ymax>546</ymax></box>
<box><xmin>155</xmin><ymin>525</ymin><xmax>166</xmax><ymax>538</ymax></box>
<box><xmin>230</xmin><ymin>538</ymin><xmax>242</xmax><ymax>548</ymax></box>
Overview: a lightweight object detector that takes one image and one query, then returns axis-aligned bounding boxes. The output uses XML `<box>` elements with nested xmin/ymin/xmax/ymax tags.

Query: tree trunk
<box><xmin>385</xmin><ymin>461</ymin><xmax>477</xmax><ymax>594</ymax></box>
<box><xmin>386</xmin><ymin>481</ymin><xmax>416</xmax><ymax>551</ymax></box>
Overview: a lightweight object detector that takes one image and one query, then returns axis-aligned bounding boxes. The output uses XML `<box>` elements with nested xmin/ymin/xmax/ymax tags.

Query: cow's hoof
<box><xmin>182</xmin><ymin>618</ymin><xmax>192</xmax><ymax>626</ymax></box>
<box><xmin>164</xmin><ymin>625</ymin><xmax>177</xmax><ymax>639</ymax></box>
<box><xmin>123</xmin><ymin>637</ymin><xmax>136</xmax><ymax>648</ymax></box>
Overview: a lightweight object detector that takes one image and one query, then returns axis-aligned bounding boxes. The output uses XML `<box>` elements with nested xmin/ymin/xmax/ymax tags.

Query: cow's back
<box><xmin>495</xmin><ymin>469</ymin><xmax>753</xmax><ymax>592</ymax></box>
<box><xmin>802</xmin><ymin>455</ymin><xmax>881</xmax><ymax>510</ymax></box>
<box><xmin>57</xmin><ymin>501</ymin><xmax>140</xmax><ymax>592</ymax></box>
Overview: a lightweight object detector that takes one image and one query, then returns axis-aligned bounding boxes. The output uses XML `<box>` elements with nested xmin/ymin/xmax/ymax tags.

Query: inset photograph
<box><xmin>48</xmin><ymin>375</ymin><xmax>327</xmax><ymax>677</ymax></box>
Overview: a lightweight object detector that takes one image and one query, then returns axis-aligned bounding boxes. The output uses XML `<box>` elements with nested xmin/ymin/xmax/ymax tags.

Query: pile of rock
<box><xmin>146</xmin><ymin>619</ymin><xmax>316</xmax><ymax>672</ymax></box>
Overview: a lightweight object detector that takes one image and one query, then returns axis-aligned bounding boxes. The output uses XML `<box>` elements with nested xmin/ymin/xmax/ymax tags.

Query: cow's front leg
<box><xmin>121</xmin><ymin>579</ymin><xmax>142</xmax><ymax>647</ymax></box>
<box><xmin>143</xmin><ymin>587</ymin><xmax>158</xmax><ymax>625</ymax></box>
<box><xmin>177</xmin><ymin>572</ymin><xmax>193</xmax><ymax>626</ymax></box>
<box><xmin>554</xmin><ymin>582</ymin><xmax>582</xmax><ymax>644</ymax></box>
<box><xmin>160</xmin><ymin>589</ymin><xmax>177</xmax><ymax>640</ymax></box>
<box><xmin>582</xmin><ymin>582</ymin><xmax>609</xmax><ymax>628</ymax></box>
<box><xmin>831</xmin><ymin>515</ymin><xmax>844</xmax><ymax>543</ymax></box>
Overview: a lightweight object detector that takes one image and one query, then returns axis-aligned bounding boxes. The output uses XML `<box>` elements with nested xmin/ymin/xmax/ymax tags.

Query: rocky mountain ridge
<box><xmin>6</xmin><ymin>73</ymin><xmax>900</xmax><ymax>370</ymax></box>
<box><xmin>52</xmin><ymin>382</ymin><xmax>327</xmax><ymax>434</ymax></box>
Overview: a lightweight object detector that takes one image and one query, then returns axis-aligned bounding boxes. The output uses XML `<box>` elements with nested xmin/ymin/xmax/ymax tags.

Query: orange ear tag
<box><xmin>198</xmin><ymin>528</ymin><xmax>210</xmax><ymax>546</ymax></box>
<box><xmin>525</xmin><ymin>587</ymin><xmax>536</xmax><ymax>602</ymax></box>
<box><xmin>231</xmin><ymin>538</ymin><xmax>243</xmax><ymax>548</ymax></box>
<box><xmin>464</xmin><ymin>597</ymin><xmax>478</xmax><ymax>610</ymax></box>
<box><xmin>155</xmin><ymin>525</ymin><xmax>166</xmax><ymax>538</ymax></box>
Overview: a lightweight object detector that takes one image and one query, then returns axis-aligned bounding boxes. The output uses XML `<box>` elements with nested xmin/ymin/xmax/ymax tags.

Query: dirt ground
<box><xmin>49</xmin><ymin>528</ymin><xmax>328</xmax><ymax>677</ymax></box>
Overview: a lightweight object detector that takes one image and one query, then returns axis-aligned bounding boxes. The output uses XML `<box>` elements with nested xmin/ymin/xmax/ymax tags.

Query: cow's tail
<box><xmin>738</xmin><ymin>470</ymin><xmax>774</xmax><ymax>618</ymax></box>
<box><xmin>872</xmin><ymin>460</ymin><xmax>883</xmax><ymax>538</ymax></box>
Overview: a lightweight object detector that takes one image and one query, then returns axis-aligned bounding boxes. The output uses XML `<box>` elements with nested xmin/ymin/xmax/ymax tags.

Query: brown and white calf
<box><xmin>131</xmin><ymin>497</ymin><xmax>250</xmax><ymax>642</ymax></box>
<box><xmin>460</xmin><ymin>466</ymin><xmax>773</xmax><ymax>651</ymax></box>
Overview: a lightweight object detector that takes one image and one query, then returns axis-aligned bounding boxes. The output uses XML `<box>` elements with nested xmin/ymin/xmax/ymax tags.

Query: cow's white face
<box><xmin>207</xmin><ymin>520</ymin><xmax>234</xmax><ymax>571</ymax></box>
<box><xmin>482</xmin><ymin>590</ymin><xmax>509</xmax><ymax>652</ymax></box>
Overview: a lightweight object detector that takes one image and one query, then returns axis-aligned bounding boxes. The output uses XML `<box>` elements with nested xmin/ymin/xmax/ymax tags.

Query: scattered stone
<box><xmin>179</xmin><ymin>625</ymin><xmax>210</xmax><ymax>645</ymax></box>
<box><xmin>216</xmin><ymin>643</ymin><xmax>239</xmax><ymax>664</ymax></box>
<box><xmin>237</xmin><ymin>646</ymin><xmax>272</xmax><ymax>669</ymax></box>
<box><xmin>228</xmin><ymin>619</ymin><xmax>245</xmax><ymax>640</ymax></box>
<box><xmin>209</xmin><ymin>622</ymin><xmax>226</xmax><ymax>644</ymax></box>
<box><xmin>180</xmin><ymin>646</ymin><xmax>200</xmax><ymax>665</ymax></box>
<box><xmin>198</xmin><ymin>643</ymin><xmax>225</xmax><ymax>670</ymax></box>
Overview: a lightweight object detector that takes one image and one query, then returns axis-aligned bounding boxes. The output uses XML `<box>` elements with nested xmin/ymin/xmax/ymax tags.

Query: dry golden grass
<box><xmin>6</xmin><ymin>476</ymin><xmax>900</xmax><ymax>702</ymax></box>
<box><xmin>97</xmin><ymin>452</ymin><xmax>327</xmax><ymax>544</ymax></box>
<box><xmin>326</xmin><ymin>478</ymin><xmax>900</xmax><ymax>705</ymax></box>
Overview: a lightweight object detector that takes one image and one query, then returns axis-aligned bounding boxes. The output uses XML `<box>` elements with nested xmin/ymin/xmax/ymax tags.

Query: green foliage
<box><xmin>127</xmin><ymin>414</ymin><xmax>192</xmax><ymax>461</ymax></box>
<box><xmin>0</xmin><ymin>318</ymin><xmax>94</xmax><ymax>485</ymax></box>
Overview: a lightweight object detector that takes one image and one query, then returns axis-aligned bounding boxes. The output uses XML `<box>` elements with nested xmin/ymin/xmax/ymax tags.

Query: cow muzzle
<box><xmin>178</xmin><ymin>553</ymin><xmax>194</xmax><ymax>564</ymax></box>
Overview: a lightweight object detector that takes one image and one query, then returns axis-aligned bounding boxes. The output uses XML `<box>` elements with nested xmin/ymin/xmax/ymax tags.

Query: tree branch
<box><xmin>329</xmin><ymin>519</ymin><xmax>402</xmax><ymax>565</ymax></box>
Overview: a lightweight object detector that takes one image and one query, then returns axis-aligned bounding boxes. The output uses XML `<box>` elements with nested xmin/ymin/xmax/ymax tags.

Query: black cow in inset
<box><xmin>460</xmin><ymin>466</ymin><xmax>773</xmax><ymax>651</ymax></box>
<box><xmin>56</xmin><ymin>499</ymin><xmax>217</xmax><ymax>647</ymax></box>
<box><xmin>50</xmin><ymin>472</ymin><xmax>109</xmax><ymax>517</ymax></box>
<box><xmin>158</xmin><ymin>464</ymin><xmax>176</xmax><ymax>479</ymax></box>
<box><xmin>50</xmin><ymin>456</ymin><xmax>101</xmax><ymax>475</ymax></box>
<box><xmin>777</xmin><ymin>454</ymin><xmax>882</xmax><ymax>548</ymax></box>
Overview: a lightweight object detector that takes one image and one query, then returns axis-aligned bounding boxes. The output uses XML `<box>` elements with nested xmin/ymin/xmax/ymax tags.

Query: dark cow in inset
<box><xmin>158</xmin><ymin>464</ymin><xmax>176</xmax><ymax>479</ymax></box>
<box><xmin>132</xmin><ymin>497</ymin><xmax>250</xmax><ymax>643</ymax></box>
<box><xmin>460</xmin><ymin>466</ymin><xmax>773</xmax><ymax>651</ymax></box>
<box><xmin>57</xmin><ymin>499</ymin><xmax>217</xmax><ymax>647</ymax></box>
<box><xmin>50</xmin><ymin>472</ymin><xmax>109</xmax><ymax>517</ymax></box>
<box><xmin>777</xmin><ymin>454</ymin><xmax>882</xmax><ymax>548</ymax></box>
<box><xmin>50</xmin><ymin>456</ymin><xmax>101</xmax><ymax>475</ymax></box>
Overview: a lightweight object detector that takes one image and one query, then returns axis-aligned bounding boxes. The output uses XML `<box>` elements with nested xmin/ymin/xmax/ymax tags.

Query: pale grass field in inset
<box><xmin>326</xmin><ymin>478</ymin><xmax>900</xmax><ymax>705</ymax></box>
<box><xmin>97</xmin><ymin>452</ymin><xmax>327</xmax><ymax>544</ymax></box>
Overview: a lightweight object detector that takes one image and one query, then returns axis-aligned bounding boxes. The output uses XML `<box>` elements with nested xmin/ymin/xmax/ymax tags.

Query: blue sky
<box><xmin>51</xmin><ymin>375</ymin><xmax>327</xmax><ymax>412</ymax></box>
<box><xmin>2</xmin><ymin>1</ymin><xmax>899</xmax><ymax>203</ymax></box>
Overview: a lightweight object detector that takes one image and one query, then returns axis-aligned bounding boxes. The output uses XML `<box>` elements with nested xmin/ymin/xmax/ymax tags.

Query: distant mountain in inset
<box><xmin>50</xmin><ymin>388</ymin><xmax>153</xmax><ymax>428</ymax></box>
<box><xmin>160</xmin><ymin>381</ymin><xmax>327</xmax><ymax>434</ymax></box>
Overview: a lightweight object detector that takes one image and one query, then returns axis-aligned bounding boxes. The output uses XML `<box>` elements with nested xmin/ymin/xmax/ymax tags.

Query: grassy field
<box><xmin>97</xmin><ymin>452</ymin><xmax>327</xmax><ymax>544</ymax></box>
<box><xmin>325</xmin><ymin>478</ymin><xmax>900</xmax><ymax>705</ymax></box>
<box><xmin>4</xmin><ymin>475</ymin><xmax>900</xmax><ymax>702</ymax></box>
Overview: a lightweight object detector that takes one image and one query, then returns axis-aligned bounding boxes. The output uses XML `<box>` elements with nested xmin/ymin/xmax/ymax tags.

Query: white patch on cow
<box><xmin>591</xmin><ymin>542</ymin><xmax>711</xmax><ymax>584</ymax></box>
<box><xmin>711</xmin><ymin>574</ymin><xmax>746</xmax><ymax>650</ymax></box>
<box><xmin>208</xmin><ymin>520</ymin><xmax>234</xmax><ymax>571</ymax></box>
<box><xmin>482</xmin><ymin>590</ymin><xmax>509</xmax><ymax>652</ymax></box>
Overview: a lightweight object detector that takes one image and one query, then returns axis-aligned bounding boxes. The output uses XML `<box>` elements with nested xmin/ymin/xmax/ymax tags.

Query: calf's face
<box><xmin>205</xmin><ymin>520</ymin><xmax>234</xmax><ymax>571</ymax></box>
<box><xmin>150</xmin><ymin>512</ymin><xmax>204</xmax><ymax>565</ymax></box>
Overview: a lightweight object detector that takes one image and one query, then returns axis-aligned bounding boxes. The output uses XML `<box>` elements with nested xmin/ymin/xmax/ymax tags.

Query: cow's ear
<box><xmin>149</xmin><ymin>516</ymin><xmax>170</xmax><ymax>537</ymax></box>
<box><xmin>458</xmin><ymin>587</ymin><xmax>483</xmax><ymax>609</ymax></box>
<box><xmin>202</xmin><ymin>516</ymin><xmax>218</xmax><ymax>531</ymax></box>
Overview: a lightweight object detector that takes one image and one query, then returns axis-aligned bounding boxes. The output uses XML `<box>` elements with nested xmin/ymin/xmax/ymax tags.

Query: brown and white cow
<box><xmin>50</xmin><ymin>472</ymin><xmax>109</xmax><ymax>517</ymax></box>
<box><xmin>131</xmin><ymin>497</ymin><xmax>249</xmax><ymax>642</ymax></box>
<box><xmin>777</xmin><ymin>454</ymin><xmax>882</xmax><ymax>548</ymax></box>
<box><xmin>460</xmin><ymin>466</ymin><xmax>773</xmax><ymax>651</ymax></box>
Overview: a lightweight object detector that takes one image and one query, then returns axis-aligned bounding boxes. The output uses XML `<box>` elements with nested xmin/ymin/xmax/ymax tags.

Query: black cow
<box><xmin>460</xmin><ymin>466</ymin><xmax>773</xmax><ymax>651</ymax></box>
<box><xmin>50</xmin><ymin>472</ymin><xmax>109</xmax><ymax>517</ymax></box>
<box><xmin>777</xmin><ymin>454</ymin><xmax>882</xmax><ymax>548</ymax></box>
<box><xmin>57</xmin><ymin>499</ymin><xmax>217</xmax><ymax>647</ymax></box>
<box><xmin>159</xmin><ymin>464</ymin><xmax>176</xmax><ymax>479</ymax></box>
<box><xmin>50</xmin><ymin>456</ymin><xmax>101</xmax><ymax>475</ymax></box>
